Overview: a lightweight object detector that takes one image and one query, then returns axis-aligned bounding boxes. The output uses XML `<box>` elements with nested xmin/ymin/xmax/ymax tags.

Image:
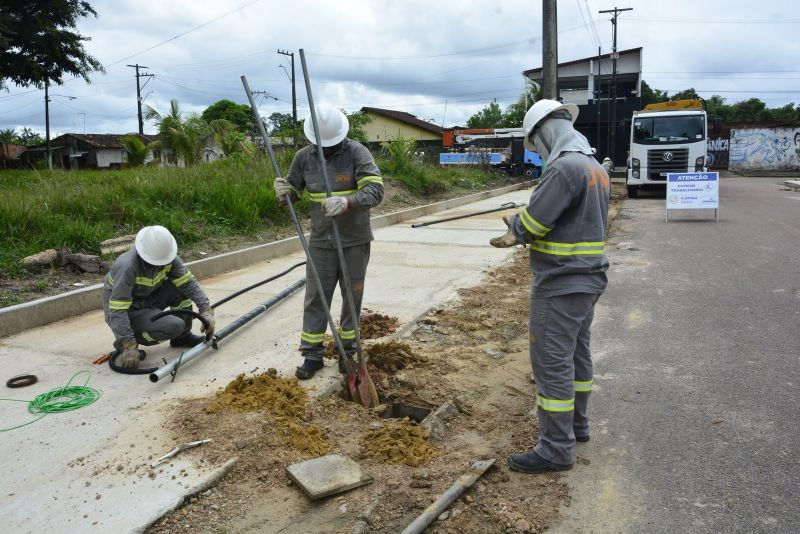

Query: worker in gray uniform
<box><xmin>490</xmin><ymin>99</ymin><xmax>610</xmax><ymax>473</ymax></box>
<box><xmin>274</xmin><ymin>106</ymin><xmax>384</xmax><ymax>379</ymax></box>
<box><xmin>103</xmin><ymin>225</ymin><xmax>215</xmax><ymax>369</ymax></box>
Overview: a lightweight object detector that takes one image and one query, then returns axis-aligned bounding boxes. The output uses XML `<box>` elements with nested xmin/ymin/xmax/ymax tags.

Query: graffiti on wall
<box><xmin>706</xmin><ymin>135</ymin><xmax>730</xmax><ymax>170</ymax></box>
<box><xmin>729</xmin><ymin>128</ymin><xmax>800</xmax><ymax>170</ymax></box>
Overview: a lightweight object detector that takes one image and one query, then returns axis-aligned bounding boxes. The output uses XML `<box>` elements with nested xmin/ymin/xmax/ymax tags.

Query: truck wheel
<box><xmin>627</xmin><ymin>186</ymin><xmax>639</xmax><ymax>199</ymax></box>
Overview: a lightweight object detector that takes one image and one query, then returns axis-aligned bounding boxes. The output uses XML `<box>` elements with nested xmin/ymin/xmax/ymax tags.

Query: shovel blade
<box><xmin>356</xmin><ymin>363</ymin><xmax>379</xmax><ymax>408</ymax></box>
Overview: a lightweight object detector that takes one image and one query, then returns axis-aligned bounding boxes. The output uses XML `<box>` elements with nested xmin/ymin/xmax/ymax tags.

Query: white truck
<box><xmin>626</xmin><ymin>99</ymin><xmax>708</xmax><ymax>198</ymax></box>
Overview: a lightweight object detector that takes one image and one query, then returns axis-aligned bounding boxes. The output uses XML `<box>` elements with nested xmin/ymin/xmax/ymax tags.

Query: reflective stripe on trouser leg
<box><xmin>573</xmin><ymin>295</ymin><xmax>598</xmax><ymax>438</ymax></box>
<box><xmin>529</xmin><ymin>293</ymin><xmax>600</xmax><ymax>465</ymax></box>
<box><xmin>301</xmin><ymin>243</ymin><xmax>371</xmax><ymax>360</ymax></box>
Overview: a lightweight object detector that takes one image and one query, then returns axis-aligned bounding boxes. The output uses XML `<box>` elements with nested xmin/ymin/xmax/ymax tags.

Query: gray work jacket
<box><xmin>509</xmin><ymin>152</ymin><xmax>610</xmax><ymax>298</ymax></box>
<box><xmin>285</xmin><ymin>138</ymin><xmax>384</xmax><ymax>248</ymax></box>
<box><xmin>102</xmin><ymin>248</ymin><xmax>210</xmax><ymax>343</ymax></box>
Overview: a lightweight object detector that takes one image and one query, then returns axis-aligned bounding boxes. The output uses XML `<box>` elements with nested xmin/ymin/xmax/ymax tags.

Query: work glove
<box><xmin>274</xmin><ymin>177</ymin><xmax>292</xmax><ymax>200</ymax></box>
<box><xmin>118</xmin><ymin>339</ymin><xmax>141</xmax><ymax>369</ymax></box>
<box><xmin>199</xmin><ymin>306</ymin><xmax>215</xmax><ymax>338</ymax></box>
<box><xmin>322</xmin><ymin>196</ymin><xmax>348</xmax><ymax>217</ymax></box>
<box><xmin>489</xmin><ymin>216</ymin><xmax>518</xmax><ymax>248</ymax></box>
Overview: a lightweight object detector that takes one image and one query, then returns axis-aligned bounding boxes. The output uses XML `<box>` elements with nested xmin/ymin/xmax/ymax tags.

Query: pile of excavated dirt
<box><xmin>206</xmin><ymin>371</ymin><xmax>307</xmax><ymax>417</ymax></box>
<box><xmin>205</xmin><ymin>371</ymin><xmax>329</xmax><ymax>455</ymax></box>
<box><xmin>362</xmin><ymin>418</ymin><xmax>437</xmax><ymax>467</ymax></box>
<box><xmin>360</xmin><ymin>310</ymin><xmax>400</xmax><ymax>339</ymax></box>
<box><xmin>366</xmin><ymin>340</ymin><xmax>423</xmax><ymax>373</ymax></box>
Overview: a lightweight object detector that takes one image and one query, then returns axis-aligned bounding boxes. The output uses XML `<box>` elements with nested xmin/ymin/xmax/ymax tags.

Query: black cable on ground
<box><xmin>210</xmin><ymin>260</ymin><xmax>306</xmax><ymax>308</ymax></box>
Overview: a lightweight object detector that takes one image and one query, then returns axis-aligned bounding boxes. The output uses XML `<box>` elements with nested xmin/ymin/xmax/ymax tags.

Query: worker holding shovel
<box><xmin>490</xmin><ymin>99</ymin><xmax>610</xmax><ymax>473</ymax></box>
<box><xmin>274</xmin><ymin>106</ymin><xmax>384</xmax><ymax>379</ymax></box>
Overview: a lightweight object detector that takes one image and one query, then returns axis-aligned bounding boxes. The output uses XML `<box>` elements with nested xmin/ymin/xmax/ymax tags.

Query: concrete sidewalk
<box><xmin>0</xmin><ymin>188</ymin><xmax>531</xmax><ymax>534</ymax></box>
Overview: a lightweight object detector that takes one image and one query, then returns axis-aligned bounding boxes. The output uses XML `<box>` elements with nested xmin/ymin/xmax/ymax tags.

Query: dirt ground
<box><xmin>143</xmin><ymin>184</ymin><xmax>625</xmax><ymax>534</ymax></box>
<box><xmin>0</xmin><ymin>176</ymin><xmax>515</xmax><ymax>309</ymax></box>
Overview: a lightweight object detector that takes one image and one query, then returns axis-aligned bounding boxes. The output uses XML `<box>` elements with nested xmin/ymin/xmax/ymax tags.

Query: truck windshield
<box><xmin>632</xmin><ymin>115</ymin><xmax>705</xmax><ymax>145</ymax></box>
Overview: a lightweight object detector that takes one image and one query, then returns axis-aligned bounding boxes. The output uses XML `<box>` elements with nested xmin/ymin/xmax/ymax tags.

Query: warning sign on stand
<box><xmin>666</xmin><ymin>172</ymin><xmax>719</xmax><ymax>222</ymax></box>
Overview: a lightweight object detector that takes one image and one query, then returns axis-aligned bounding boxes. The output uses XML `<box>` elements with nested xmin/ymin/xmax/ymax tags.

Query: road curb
<box><xmin>0</xmin><ymin>181</ymin><xmax>533</xmax><ymax>338</ymax></box>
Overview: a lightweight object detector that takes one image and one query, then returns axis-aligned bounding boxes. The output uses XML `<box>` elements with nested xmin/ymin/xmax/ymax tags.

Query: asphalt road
<box><xmin>551</xmin><ymin>177</ymin><xmax>800</xmax><ymax>533</ymax></box>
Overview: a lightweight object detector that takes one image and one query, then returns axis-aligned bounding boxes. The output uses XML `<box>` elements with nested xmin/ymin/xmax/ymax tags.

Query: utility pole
<box><xmin>45</xmin><ymin>81</ymin><xmax>51</xmax><ymax>169</ymax></box>
<box><xmin>542</xmin><ymin>0</ymin><xmax>558</xmax><ymax>100</ymax></box>
<box><xmin>598</xmin><ymin>6</ymin><xmax>632</xmax><ymax>165</ymax></box>
<box><xmin>127</xmin><ymin>64</ymin><xmax>154</xmax><ymax>135</ymax></box>
<box><xmin>277</xmin><ymin>49</ymin><xmax>297</xmax><ymax>125</ymax></box>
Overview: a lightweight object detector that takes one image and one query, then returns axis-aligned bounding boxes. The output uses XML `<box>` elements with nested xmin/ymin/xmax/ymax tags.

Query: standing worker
<box><xmin>274</xmin><ymin>106</ymin><xmax>384</xmax><ymax>379</ymax></box>
<box><xmin>103</xmin><ymin>225</ymin><xmax>215</xmax><ymax>369</ymax></box>
<box><xmin>490</xmin><ymin>99</ymin><xmax>610</xmax><ymax>473</ymax></box>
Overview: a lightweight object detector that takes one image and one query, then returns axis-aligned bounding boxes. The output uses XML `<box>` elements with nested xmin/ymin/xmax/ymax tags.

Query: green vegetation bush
<box><xmin>0</xmin><ymin>148</ymin><xmax>497</xmax><ymax>278</ymax></box>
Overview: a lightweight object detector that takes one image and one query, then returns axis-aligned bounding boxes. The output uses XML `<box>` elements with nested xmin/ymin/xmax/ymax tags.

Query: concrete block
<box><xmin>286</xmin><ymin>454</ymin><xmax>372</xmax><ymax>499</ymax></box>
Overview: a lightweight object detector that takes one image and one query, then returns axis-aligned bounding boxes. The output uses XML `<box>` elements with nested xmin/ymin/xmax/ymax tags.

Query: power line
<box><xmin>628</xmin><ymin>16</ymin><xmax>800</xmax><ymax>24</ymax></box>
<box><xmin>105</xmin><ymin>0</ymin><xmax>264</xmax><ymax>67</ymax></box>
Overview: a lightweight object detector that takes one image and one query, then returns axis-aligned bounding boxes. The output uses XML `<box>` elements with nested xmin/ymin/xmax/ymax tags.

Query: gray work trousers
<box><xmin>529</xmin><ymin>292</ymin><xmax>599</xmax><ymax>465</ymax></box>
<box><xmin>301</xmin><ymin>243</ymin><xmax>370</xmax><ymax>361</ymax></box>
<box><xmin>124</xmin><ymin>282</ymin><xmax>193</xmax><ymax>347</ymax></box>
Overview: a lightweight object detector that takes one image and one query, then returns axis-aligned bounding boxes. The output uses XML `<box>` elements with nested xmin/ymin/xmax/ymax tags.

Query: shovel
<box><xmin>300</xmin><ymin>49</ymin><xmax>379</xmax><ymax>408</ymax></box>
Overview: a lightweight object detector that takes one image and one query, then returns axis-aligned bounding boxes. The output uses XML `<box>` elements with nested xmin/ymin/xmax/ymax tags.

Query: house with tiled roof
<box><xmin>360</xmin><ymin>107</ymin><xmax>443</xmax><ymax>150</ymax></box>
<box><xmin>20</xmin><ymin>133</ymin><xmax>160</xmax><ymax>169</ymax></box>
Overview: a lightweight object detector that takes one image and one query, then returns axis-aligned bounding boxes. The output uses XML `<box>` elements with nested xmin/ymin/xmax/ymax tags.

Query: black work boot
<box><xmin>507</xmin><ymin>450</ymin><xmax>573</xmax><ymax>474</ymax></box>
<box><xmin>170</xmin><ymin>332</ymin><xmax>206</xmax><ymax>348</ymax></box>
<box><xmin>295</xmin><ymin>358</ymin><xmax>324</xmax><ymax>379</ymax></box>
<box><xmin>575</xmin><ymin>435</ymin><xmax>591</xmax><ymax>443</ymax></box>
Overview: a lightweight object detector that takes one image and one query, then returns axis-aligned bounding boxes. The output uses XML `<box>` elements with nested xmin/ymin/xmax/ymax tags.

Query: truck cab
<box><xmin>626</xmin><ymin>99</ymin><xmax>708</xmax><ymax>198</ymax></box>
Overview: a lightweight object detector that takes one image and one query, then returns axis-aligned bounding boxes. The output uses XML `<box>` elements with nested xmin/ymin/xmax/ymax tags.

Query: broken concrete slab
<box><xmin>285</xmin><ymin>454</ymin><xmax>373</xmax><ymax>500</ymax></box>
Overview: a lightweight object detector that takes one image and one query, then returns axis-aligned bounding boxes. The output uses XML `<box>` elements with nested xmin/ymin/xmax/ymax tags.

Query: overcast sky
<box><xmin>2</xmin><ymin>0</ymin><xmax>799</xmax><ymax>137</ymax></box>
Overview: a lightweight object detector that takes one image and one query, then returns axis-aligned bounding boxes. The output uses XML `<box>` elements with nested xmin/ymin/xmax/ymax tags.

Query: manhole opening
<box><xmin>381</xmin><ymin>404</ymin><xmax>431</xmax><ymax>424</ymax></box>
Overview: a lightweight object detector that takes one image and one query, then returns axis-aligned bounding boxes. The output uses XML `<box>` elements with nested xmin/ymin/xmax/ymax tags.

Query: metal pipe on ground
<box><xmin>149</xmin><ymin>278</ymin><xmax>306</xmax><ymax>383</ymax></box>
<box><xmin>411</xmin><ymin>202</ymin><xmax>523</xmax><ymax>228</ymax></box>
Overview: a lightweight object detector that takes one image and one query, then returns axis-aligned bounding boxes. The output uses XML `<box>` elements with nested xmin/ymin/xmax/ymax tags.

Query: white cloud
<box><xmin>2</xmin><ymin>0</ymin><xmax>798</xmax><ymax>136</ymax></box>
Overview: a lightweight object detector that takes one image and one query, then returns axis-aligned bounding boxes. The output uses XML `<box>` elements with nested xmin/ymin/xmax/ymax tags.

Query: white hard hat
<box><xmin>303</xmin><ymin>105</ymin><xmax>349</xmax><ymax>147</ymax></box>
<box><xmin>522</xmin><ymin>99</ymin><xmax>579</xmax><ymax>151</ymax></box>
<box><xmin>135</xmin><ymin>225</ymin><xmax>177</xmax><ymax>266</ymax></box>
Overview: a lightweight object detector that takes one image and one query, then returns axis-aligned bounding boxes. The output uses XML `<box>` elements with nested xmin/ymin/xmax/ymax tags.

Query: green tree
<box><xmin>501</xmin><ymin>84</ymin><xmax>541</xmax><ymax>127</ymax></box>
<box><xmin>669</xmin><ymin>87</ymin><xmax>701</xmax><ymax>102</ymax></box>
<box><xmin>0</xmin><ymin>0</ymin><xmax>103</xmax><ymax>89</ymax></box>
<box><xmin>145</xmin><ymin>99</ymin><xmax>235</xmax><ymax>166</ymax></box>
<box><xmin>120</xmin><ymin>135</ymin><xmax>149</xmax><ymax>166</ymax></box>
<box><xmin>201</xmin><ymin>99</ymin><xmax>254</xmax><ymax>133</ymax></box>
<box><xmin>640</xmin><ymin>80</ymin><xmax>669</xmax><ymax>107</ymax></box>
<box><xmin>730</xmin><ymin>98</ymin><xmax>768</xmax><ymax>123</ymax></box>
<box><xmin>345</xmin><ymin>110</ymin><xmax>371</xmax><ymax>143</ymax></box>
<box><xmin>0</xmin><ymin>128</ymin><xmax>15</xmax><ymax>143</ymax></box>
<box><xmin>17</xmin><ymin>127</ymin><xmax>45</xmax><ymax>146</ymax></box>
<box><xmin>466</xmin><ymin>100</ymin><xmax>504</xmax><ymax>128</ymax></box>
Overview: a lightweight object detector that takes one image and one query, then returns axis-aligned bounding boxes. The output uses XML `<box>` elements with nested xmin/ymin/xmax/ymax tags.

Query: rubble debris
<box><xmin>285</xmin><ymin>454</ymin><xmax>372</xmax><ymax>500</ymax></box>
<box><xmin>21</xmin><ymin>249</ymin><xmax>60</xmax><ymax>270</ymax></box>
<box><xmin>366</xmin><ymin>341</ymin><xmax>424</xmax><ymax>373</ymax></box>
<box><xmin>360</xmin><ymin>310</ymin><xmax>400</xmax><ymax>339</ymax></box>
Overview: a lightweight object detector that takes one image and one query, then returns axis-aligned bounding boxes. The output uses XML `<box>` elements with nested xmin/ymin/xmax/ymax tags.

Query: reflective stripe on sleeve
<box><xmin>301</xmin><ymin>331</ymin><xmax>326</xmax><ymax>344</ymax></box>
<box><xmin>519</xmin><ymin>208</ymin><xmax>551</xmax><ymax>237</ymax></box>
<box><xmin>172</xmin><ymin>271</ymin><xmax>195</xmax><ymax>287</ymax></box>
<box><xmin>108</xmin><ymin>299</ymin><xmax>132</xmax><ymax>311</ymax></box>
<box><xmin>530</xmin><ymin>240</ymin><xmax>605</xmax><ymax>256</ymax></box>
<box><xmin>536</xmin><ymin>394</ymin><xmax>575</xmax><ymax>412</ymax></box>
<box><xmin>574</xmin><ymin>379</ymin><xmax>593</xmax><ymax>392</ymax></box>
<box><xmin>106</xmin><ymin>274</ymin><xmax>115</xmax><ymax>286</ymax></box>
<box><xmin>357</xmin><ymin>175</ymin><xmax>383</xmax><ymax>189</ymax></box>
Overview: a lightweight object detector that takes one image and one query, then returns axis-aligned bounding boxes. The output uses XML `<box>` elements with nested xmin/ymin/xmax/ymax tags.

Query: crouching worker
<box><xmin>274</xmin><ymin>106</ymin><xmax>384</xmax><ymax>380</ymax></box>
<box><xmin>103</xmin><ymin>225</ymin><xmax>215</xmax><ymax>368</ymax></box>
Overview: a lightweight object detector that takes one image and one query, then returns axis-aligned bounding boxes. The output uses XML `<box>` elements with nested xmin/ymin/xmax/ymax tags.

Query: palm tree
<box><xmin>145</xmin><ymin>99</ymin><xmax>236</xmax><ymax>166</ymax></box>
<box><xmin>120</xmin><ymin>136</ymin><xmax>149</xmax><ymax>166</ymax></box>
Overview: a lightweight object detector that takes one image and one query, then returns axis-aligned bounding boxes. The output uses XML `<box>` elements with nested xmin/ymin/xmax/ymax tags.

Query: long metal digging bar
<box><xmin>241</xmin><ymin>75</ymin><xmax>360</xmax><ymax>399</ymax></box>
<box><xmin>299</xmin><ymin>49</ymin><xmax>378</xmax><ymax>408</ymax></box>
<box><xmin>411</xmin><ymin>202</ymin><xmax>524</xmax><ymax>228</ymax></box>
<box><xmin>149</xmin><ymin>279</ymin><xmax>306</xmax><ymax>383</ymax></box>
